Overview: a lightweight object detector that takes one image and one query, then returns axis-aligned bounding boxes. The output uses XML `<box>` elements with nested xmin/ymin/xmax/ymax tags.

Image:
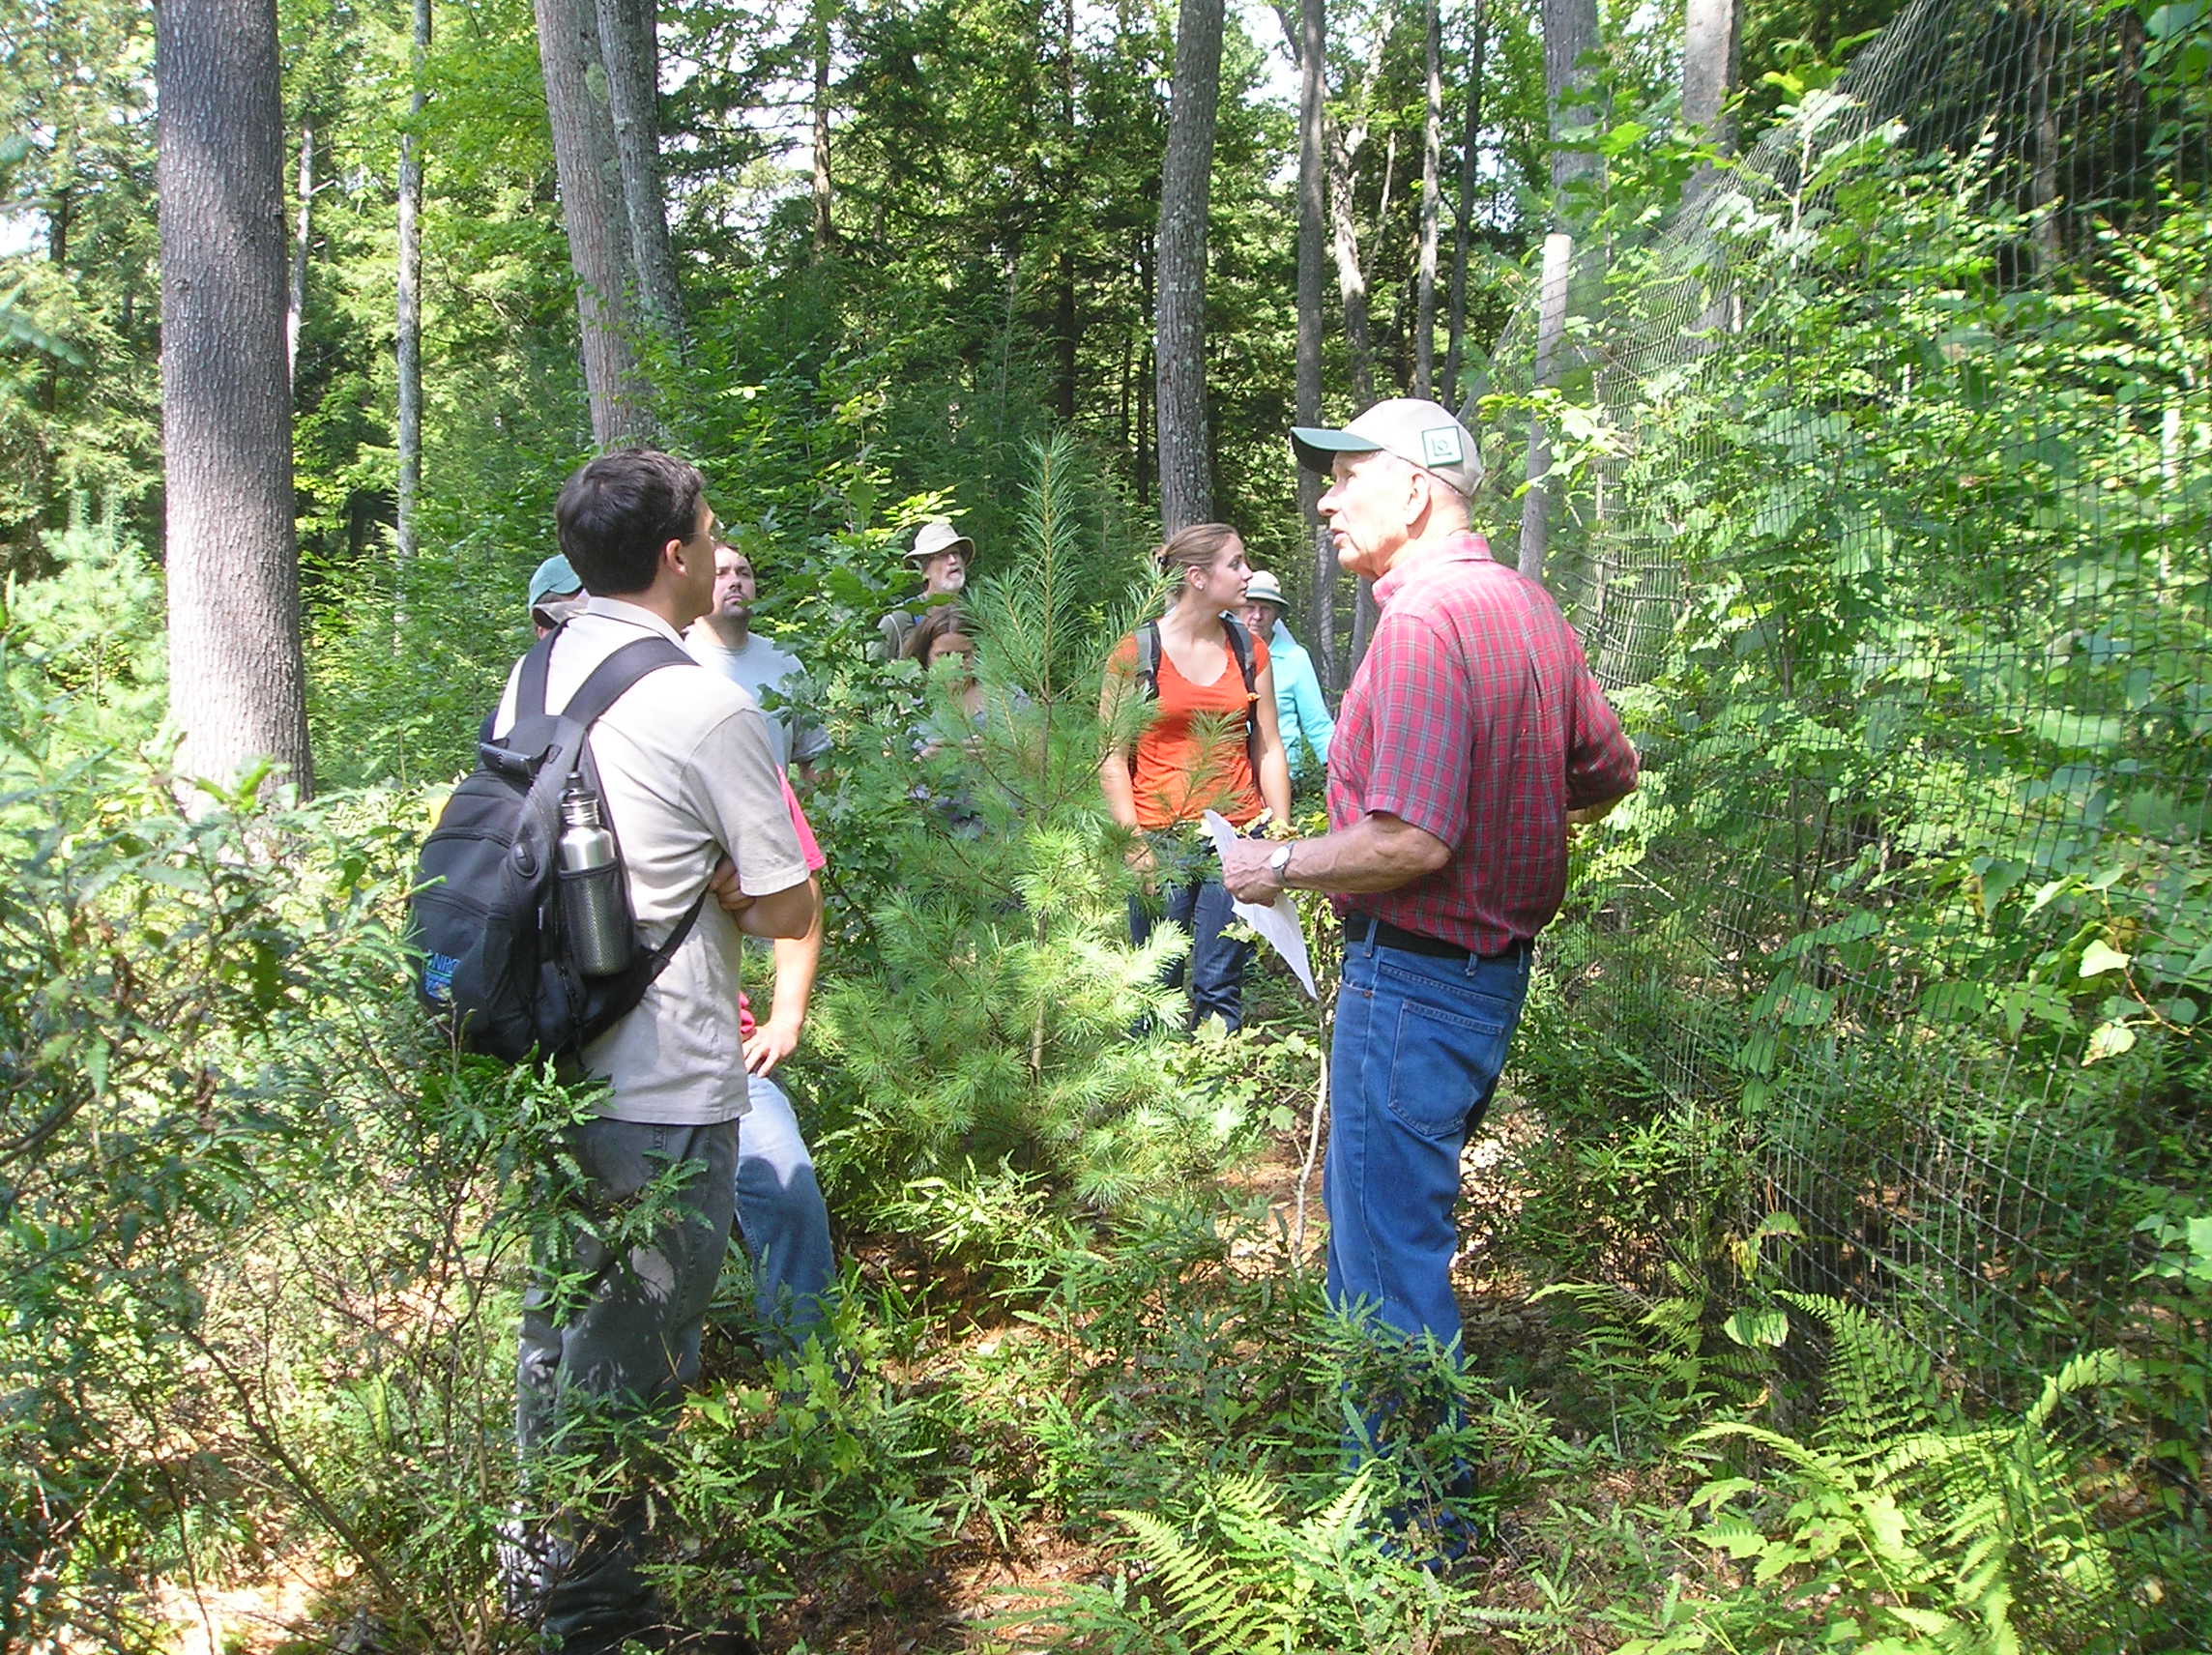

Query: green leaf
<box><xmin>2147</xmin><ymin>0</ymin><xmax>2207</xmax><ymax>39</ymax></box>
<box><xmin>1725</xmin><ymin>1307</ymin><xmax>1790</xmax><ymax>1348</ymax></box>
<box><xmin>1918</xmin><ymin>981</ymin><xmax>1987</xmax><ymax>1023</ymax></box>
<box><xmin>2083</xmin><ymin>1020</ymin><xmax>2137</xmax><ymax>1063</ymax></box>
<box><xmin>2079</xmin><ymin>940</ymin><xmax>2132</xmax><ymax>978</ymax></box>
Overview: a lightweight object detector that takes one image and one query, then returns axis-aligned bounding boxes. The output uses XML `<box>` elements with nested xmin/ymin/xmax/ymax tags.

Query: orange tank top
<box><xmin>1110</xmin><ymin>627</ymin><xmax>1270</xmax><ymax>829</ymax></box>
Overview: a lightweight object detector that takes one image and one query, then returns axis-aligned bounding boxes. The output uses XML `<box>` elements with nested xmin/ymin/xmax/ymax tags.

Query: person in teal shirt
<box><xmin>1240</xmin><ymin>569</ymin><xmax>1334</xmax><ymax>782</ymax></box>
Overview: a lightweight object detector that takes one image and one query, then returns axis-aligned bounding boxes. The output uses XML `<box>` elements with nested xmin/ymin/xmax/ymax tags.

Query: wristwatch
<box><xmin>1267</xmin><ymin>842</ymin><xmax>1295</xmax><ymax>881</ymax></box>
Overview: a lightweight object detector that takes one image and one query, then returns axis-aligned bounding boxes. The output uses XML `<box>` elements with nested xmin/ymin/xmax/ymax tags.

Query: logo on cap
<box><xmin>1420</xmin><ymin>426</ymin><xmax>1465</xmax><ymax>469</ymax></box>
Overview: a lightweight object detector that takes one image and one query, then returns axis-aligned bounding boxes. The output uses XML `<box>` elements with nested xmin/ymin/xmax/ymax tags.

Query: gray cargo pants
<box><xmin>511</xmin><ymin>1116</ymin><xmax>739</xmax><ymax>1655</ymax></box>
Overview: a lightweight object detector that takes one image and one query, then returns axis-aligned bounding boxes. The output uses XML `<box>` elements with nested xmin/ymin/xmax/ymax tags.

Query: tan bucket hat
<box><xmin>905</xmin><ymin>517</ymin><xmax>975</xmax><ymax>567</ymax></box>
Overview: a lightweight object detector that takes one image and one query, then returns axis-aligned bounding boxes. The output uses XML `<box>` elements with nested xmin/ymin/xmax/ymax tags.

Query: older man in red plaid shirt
<box><xmin>1222</xmin><ymin>398</ymin><xmax>1638</xmax><ymax>1469</ymax></box>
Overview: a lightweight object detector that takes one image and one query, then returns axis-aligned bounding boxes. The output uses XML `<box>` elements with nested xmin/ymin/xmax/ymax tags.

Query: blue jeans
<box><xmin>1128</xmin><ymin>831</ymin><xmax>1254</xmax><ymax>1031</ymax></box>
<box><xmin>1325</xmin><ymin>933</ymin><xmax>1530</xmax><ymax>1352</ymax></box>
<box><xmin>1128</xmin><ymin>876</ymin><xmax>1254</xmax><ymax>1031</ymax></box>
<box><xmin>734</xmin><ymin>1071</ymin><xmax>836</xmax><ymax>1354</ymax></box>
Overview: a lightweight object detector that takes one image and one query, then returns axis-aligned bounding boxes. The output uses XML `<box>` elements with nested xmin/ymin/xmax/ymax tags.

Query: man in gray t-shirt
<box><xmin>686</xmin><ymin>542</ymin><xmax>830</xmax><ymax>776</ymax></box>
<box><xmin>498</xmin><ymin>451</ymin><xmax>814</xmax><ymax>1655</ymax></box>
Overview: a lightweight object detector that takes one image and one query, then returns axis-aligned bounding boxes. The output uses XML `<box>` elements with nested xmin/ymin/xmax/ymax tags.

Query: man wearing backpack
<box><xmin>497</xmin><ymin>449</ymin><xmax>816</xmax><ymax>1655</ymax></box>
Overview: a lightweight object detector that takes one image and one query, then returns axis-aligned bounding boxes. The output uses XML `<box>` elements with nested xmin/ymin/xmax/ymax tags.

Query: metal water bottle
<box><xmin>557</xmin><ymin>776</ymin><xmax>631</xmax><ymax>976</ymax></box>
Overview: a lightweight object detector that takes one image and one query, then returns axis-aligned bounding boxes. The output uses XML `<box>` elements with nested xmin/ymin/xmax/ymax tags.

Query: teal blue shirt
<box><xmin>1267</xmin><ymin>619</ymin><xmax>1335</xmax><ymax>778</ymax></box>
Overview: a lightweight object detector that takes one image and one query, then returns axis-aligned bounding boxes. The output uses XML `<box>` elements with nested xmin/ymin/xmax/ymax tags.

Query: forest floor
<box><xmin>161</xmin><ymin>1089</ymin><xmax>1655</xmax><ymax>1655</ymax></box>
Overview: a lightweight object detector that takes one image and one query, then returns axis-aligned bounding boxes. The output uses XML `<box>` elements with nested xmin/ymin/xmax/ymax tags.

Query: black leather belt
<box><xmin>1344</xmin><ymin>912</ymin><xmax>1529</xmax><ymax>963</ymax></box>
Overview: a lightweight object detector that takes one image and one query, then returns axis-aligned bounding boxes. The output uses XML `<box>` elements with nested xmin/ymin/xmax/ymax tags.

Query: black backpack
<box><xmin>410</xmin><ymin>626</ymin><xmax>707</xmax><ymax>1061</ymax></box>
<box><xmin>1135</xmin><ymin>616</ymin><xmax>1263</xmax><ymax>788</ymax></box>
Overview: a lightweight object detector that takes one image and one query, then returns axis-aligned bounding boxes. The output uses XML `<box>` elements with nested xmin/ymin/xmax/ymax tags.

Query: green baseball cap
<box><xmin>528</xmin><ymin>553</ymin><xmax>582</xmax><ymax>608</ymax></box>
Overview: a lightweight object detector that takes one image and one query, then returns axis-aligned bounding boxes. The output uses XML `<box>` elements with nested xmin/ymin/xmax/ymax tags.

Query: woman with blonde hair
<box><xmin>1100</xmin><ymin>522</ymin><xmax>1292</xmax><ymax>1031</ymax></box>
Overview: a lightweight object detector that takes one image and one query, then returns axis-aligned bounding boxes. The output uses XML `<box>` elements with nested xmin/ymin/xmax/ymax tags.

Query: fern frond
<box><xmin>1113</xmin><ymin>1503</ymin><xmax>1284</xmax><ymax>1655</ymax></box>
<box><xmin>1784</xmin><ymin>1292</ymin><xmax>1941</xmax><ymax>1466</ymax></box>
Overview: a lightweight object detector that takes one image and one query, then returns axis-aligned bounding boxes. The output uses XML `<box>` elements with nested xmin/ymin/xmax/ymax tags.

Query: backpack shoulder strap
<box><xmin>512</xmin><ymin>625</ymin><xmax>562</xmax><ymax>723</ymax></box>
<box><xmin>1137</xmin><ymin>621</ymin><xmax>1162</xmax><ymax>700</ymax></box>
<box><xmin>558</xmin><ymin>634</ymin><xmax>698</xmax><ymax>731</ymax></box>
<box><xmin>1222</xmin><ymin>615</ymin><xmax>1258</xmax><ymax>695</ymax></box>
<box><xmin>1221</xmin><ymin>616</ymin><xmax>1266</xmax><ymax>808</ymax></box>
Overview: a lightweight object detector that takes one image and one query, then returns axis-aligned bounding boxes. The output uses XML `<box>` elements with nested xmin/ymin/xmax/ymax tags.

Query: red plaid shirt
<box><xmin>1326</xmin><ymin>532</ymin><xmax>1639</xmax><ymax>955</ymax></box>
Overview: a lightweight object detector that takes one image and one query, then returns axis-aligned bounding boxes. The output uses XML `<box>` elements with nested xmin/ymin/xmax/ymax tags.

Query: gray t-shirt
<box><xmin>493</xmin><ymin>599</ymin><xmax>809</xmax><ymax>1125</ymax></box>
<box><xmin>685</xmin><ymin>627</ymin><xmax>830</xmax><ymax>771</ymax></box>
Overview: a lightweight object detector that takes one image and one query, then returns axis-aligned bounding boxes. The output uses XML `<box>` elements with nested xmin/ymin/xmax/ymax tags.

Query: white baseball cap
<box><xmin>1243</xmin><ymin>570</ymin><xmax>1287</xmax><ymax>607</ymax></box>
<box><xmin>1290</xmin><ymin>397</ymin><xmax>1484</xmax><ymax>497</ymax></box>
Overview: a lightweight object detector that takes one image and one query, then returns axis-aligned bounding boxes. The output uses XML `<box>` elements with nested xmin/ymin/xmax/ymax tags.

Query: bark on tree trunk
<box><xmin>809</xmin><ymin>0</ymin><xmax>832</xmax><ymax>254</ymax></box>
<box><xmin>1136</xmin><ymin>230</ymin><xmax>1154</xmax><ymax>508</ymax></box>
<box><xmin>1350</xmin><ymin>575</ymin><xmax>1378</xmax><ymax>675</ymax></box>
<box><xmin>1056</xmin><ymin>259</ymin><xmax>1079</xmax><ymax>422</ymax></box>
<box><xmin>1154</xmin><ymin>0</ymin><xmax>1226</xmax><ymax>534</ymax></box>
<box><xmin>158</xmin><ymin>0</ymin><xmax>314</xmax><ymax>796</ymax></box>
<box><xmin>2026</xmin><ymin>0</ymin><xmax>2063</xmax><ymax>271</ymax></box>
<box><xmin>1295</xmin><ymin>0</ymin><xmax>1331</xmax><ymax>683</ymax></box>
<box><xmin>1055</xmin><ymin>0</ymin><xmax>1078</xmax><ymax>418</ymax></box>
<box><xmin>1442</xmin><ymin>3</ymin><xmax>1485</xmax><ymax>411</ymax></box>
<box><xmin>1518</xmin><ymin>230</ymin><xmax>1571</xmax><ymax>583</ymax></box>
<box><xmin>1323</xmin><ymin>3</ymin><xmax>1394</xmax><ymax>410</ymax></box>
<box><xmin>1326</xmin><ymin>136</ymin><xmax>1377</xmax><ymax>409</ymax></box>
<box><xmin>534</xmin><ymin>0</ymin><xmax>653</xmax><ymax>446</ymax></box>
<box><xmin>1680</xmin><ymin>0</ymin><xmax>1738</xmax><ymax>204</ymax></box>
<box><xmin>395</xmin><ymin>0</ymin><xmax>428</xmax><ymax>563</ymax></box>
<box><xmin>1413</xmin><ymin>0</ymin><xmax>1441</xmax><ymax>396</ymax></box>
<box><xmin>597</xmin><ymin>0</ymin><xmax>684</xmax><ymax>352</ymax></box>
<box><xmin>287</xmin><ymin>119</ymin><xmax>312</xmax><ymax>384</ymax></box>
<box><xmin>1543</xmin><ymin>0</ymin><xmax>1601</xmax><ymax>205</ymax></box>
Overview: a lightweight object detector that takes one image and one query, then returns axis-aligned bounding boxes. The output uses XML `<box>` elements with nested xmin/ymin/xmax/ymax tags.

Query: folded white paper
<box><xmin>1203</xmin><ymin>809</ymin><xmax>1317</xmax><ymax>999</ymax></box>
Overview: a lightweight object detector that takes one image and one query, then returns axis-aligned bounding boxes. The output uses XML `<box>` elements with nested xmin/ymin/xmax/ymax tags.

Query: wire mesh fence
<box><xmin>1464</xmin><ymin>0</ymin><xmax>2207</xmax><ymax>1610</ymax></box>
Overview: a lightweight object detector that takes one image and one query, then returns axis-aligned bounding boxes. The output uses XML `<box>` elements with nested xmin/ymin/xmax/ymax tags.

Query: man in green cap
<box><xmin>528</xmin><ymin>553</ymin><xmax>586</xmax><ymax>636</ymax></box>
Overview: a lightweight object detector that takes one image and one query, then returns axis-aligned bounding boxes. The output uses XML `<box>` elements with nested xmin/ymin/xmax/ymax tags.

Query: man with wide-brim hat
<box><xmin>1237</xmin><ymin>568</ymin><xmax>1334</xmax><ymax>784</ymax></box>
<box><xmin>878</xmin><ymin>516</ymin><xmax>973</xmax><ymax>660</ymax></box>
<box><xmin>1219</xmin><ymin>396</ymin><xmax>1639</xmax><ymax>1523</ymax></box>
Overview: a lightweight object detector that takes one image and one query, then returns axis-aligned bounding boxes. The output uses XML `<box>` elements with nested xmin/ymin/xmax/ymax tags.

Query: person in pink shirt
<box><xmin>729</xmin><ymin>772</ymin><xmax>836</xmax><ymax>1352</ymax></box>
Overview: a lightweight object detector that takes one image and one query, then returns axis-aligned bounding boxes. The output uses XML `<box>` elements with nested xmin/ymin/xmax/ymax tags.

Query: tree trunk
<box><xmin>1326</xmin><ymin>135</ymin><xmax>1377</xmax><ymax>409</ymax></box>
<box><xmin>1117</xmin><ymin>323</ymin><xmax>1134</xmax><ymax>458</ymax></box>
<box><xmin>1053</xmin><ymin>0</ymin><xmax>1078</xmax><ymax>421</ymax></box>
<box><xmin>1154</xmin><ymin>0</ymin><xmax>1226</xmax><ymax>533</ymax></box>
<box><xmin>158</xmin><ymin>0</ymin><xmax>314</xmax><ymax>796</ymax></box>
<box><xmin>2025</xmin><ymin>0</ymin><xmax>2063</xmax><ymax>271</ymax></box>
<box><xmin>395</xmin><ymin>0</ymin><xmax>428</xmax><ymax>563</ymax></box>
<box><xmin>534</xmin><ymin>0</ymin><xmax>652</xmax><ymax>446</ymax></box>
<box><xmin>1543</xmin><ymin>0</ymin><xmax>1601</xmax><ymax>206</ymax></box>
<box><xmin>1518</xmin><ymin>230</ymin><xmax>1571</xmax><ymax>583</ymax></box>
<box><xmin>41</xmin><ymin>185</ymin><xmax>69</xmax><ymax>414</ymax></box>
<box><xmin>1136</xmin><ymin>229</ymin><xmax>1154</xmax><ymax>508</ymax></box>
<box><xmin>809</xmin><ymin>0</ymin><xmax>832</xmax><ymax>254</ymax></box>
<box><xmin>1349</xmin><ymin>576</ymin><xmax>1378</xmax><ymax>675</ymax></box>
<box><xmin>1680</xmin><ymin>0</ymin><xmax>1738</xmax><ymax>204</ymax></box>
<box><xmin>1442</xmin><ymin>3</ymin><xmax>1485</xmax><ymax>410</ymax></box>
<box><xmin>1323</xmin><ymin>4</ymin><xmax>1394</xmax><ymax>409</ymax></box>
<box><xmin>1679</xmin><ymin>0</ymin><xmax>1738</xmax><ymax>139</ymax></box>
<box><xmin>596</xmin><ymin>0</ymin><xmax>684</xmax><ymax>352</ymax></box>
<box><xmin>287</xmin><ymin>118</ymin><xmax>311</xmax><ymax>384</ymax></box>
<box><xmin>1295</xmin><ymin>0</ymin><xmax>1331</xmax><ymax>683</ymax></box>
<box><xmin>1413</xmin><ymin>0</ymin><xmax>1441</xmax><ymax>396</ymax></box>
<box><xmin>1057</xmin><ymin>259</ymin><xmax>1079</xmax><ymax>422</ymax></box>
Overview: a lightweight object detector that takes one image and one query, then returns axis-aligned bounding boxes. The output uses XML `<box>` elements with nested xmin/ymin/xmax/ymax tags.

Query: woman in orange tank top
<box><xmin>1099</xmin><ymin>523</ymin><xmax>1293</xmax><ymax>1031</ymax></box>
